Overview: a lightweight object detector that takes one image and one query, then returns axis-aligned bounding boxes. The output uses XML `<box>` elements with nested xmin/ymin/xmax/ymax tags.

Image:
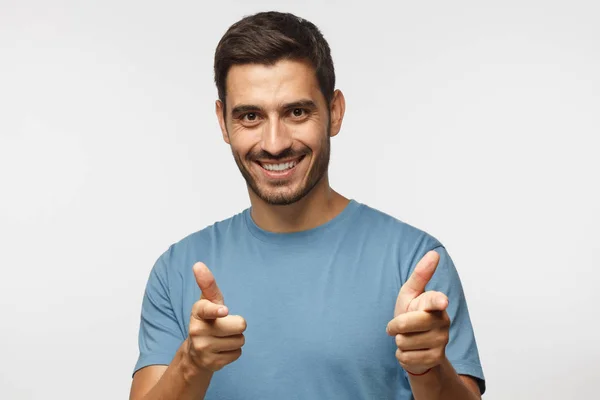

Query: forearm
<box><xmin>141</xmin><ymin>339</ymin><xmax>213</xmax><ymax>400</ymax></box>
<box><xmin>409</xmin><ymin>357</ymin><xmax>480</xmax><ymax>400</ymax></box>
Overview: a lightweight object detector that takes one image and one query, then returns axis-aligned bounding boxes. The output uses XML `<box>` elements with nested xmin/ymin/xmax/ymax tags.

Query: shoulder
<box><xmin>355</xmin><ymin>201</ymin><xmax>442</xmax><ymax>251</ymax></box>
<box><xmin>353</xmin><ymin>201</ymin><xmax>446</xmax><ymax>281</ymax></box>
<box><xmin>153</xmin><ymin>209</ymin><xmax>248</xmax><ymax>275</ymax></box>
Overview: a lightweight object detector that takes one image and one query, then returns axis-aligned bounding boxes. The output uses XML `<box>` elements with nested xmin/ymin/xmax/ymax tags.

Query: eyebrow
<box><xmin>231</xmin><ymin>100</ymin><xmax>318</xmax><ymax>117</ymax></box>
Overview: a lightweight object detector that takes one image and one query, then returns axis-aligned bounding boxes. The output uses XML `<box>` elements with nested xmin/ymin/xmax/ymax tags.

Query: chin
<box><xmin>254</xmin><ymin>186</ymin><xmax>308</xmax><ymax>206</ymax></box>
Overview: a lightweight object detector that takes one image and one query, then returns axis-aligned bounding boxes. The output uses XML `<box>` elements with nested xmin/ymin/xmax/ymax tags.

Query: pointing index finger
<box><xmin>400</xmin><ymin>250</ymin><xmax>440</xmax><ymax>299</ymax></box>
<box><xmin>193</xmin><ymin>262</ymin><xmax>224</xmax><ymax>305</ymax></box>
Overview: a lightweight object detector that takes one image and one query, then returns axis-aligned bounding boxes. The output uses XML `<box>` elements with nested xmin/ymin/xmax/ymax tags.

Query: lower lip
<box><xmin>257</xmin><ymin>157</ymin><xmax>304</xmax><ymax>179</ymax></box>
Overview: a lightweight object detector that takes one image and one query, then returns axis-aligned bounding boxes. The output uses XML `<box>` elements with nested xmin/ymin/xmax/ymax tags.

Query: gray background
<box><xmin>1</xmin><ymin>0</ymin><xmax>599</xmax><ymax>399</ymax></box>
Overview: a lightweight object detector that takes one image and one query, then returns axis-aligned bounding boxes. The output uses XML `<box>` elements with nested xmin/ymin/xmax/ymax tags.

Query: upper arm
<box><xmin>129</xmin><ymin>365</ymin><xmax>168</xmax><ymax>400</ymax></box>
<box><xmin>132</xmin><ymin>251</ymin><xmax>186</xmax><ymax>387</ymax></box>
<box><xmin>460</xmin><ymin>375</ymin><xmax>482</xmax><ymax>399</ymax></box>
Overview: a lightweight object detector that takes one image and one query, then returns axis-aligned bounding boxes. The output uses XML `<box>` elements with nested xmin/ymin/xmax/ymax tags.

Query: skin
<box><xmin>216</xmin><ymin>59</ymin><xmax>350</xmax><ymax>233</ymax></box>
<box><xmin>130</xmin><ymin>59</ymin><xmax>481</xmax><ymax>400</ymax></box>
<box><xmin>387</xmin><ymin>250</ymin><xmax>482</xmax><ymax>399</ymax></box>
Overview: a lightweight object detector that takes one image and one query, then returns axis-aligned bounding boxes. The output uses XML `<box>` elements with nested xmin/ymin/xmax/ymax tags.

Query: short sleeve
<box><xmin>133</xmin><ymin>251</ymin><xmax>185</xmax><ymax>376</ymax></box>
<box><xmin>407</xmin><ymin>245</ymin><xmax>486</xmax><ymax>395</ymax></box>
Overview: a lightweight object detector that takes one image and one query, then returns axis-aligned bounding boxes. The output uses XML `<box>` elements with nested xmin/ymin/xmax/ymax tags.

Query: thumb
<box><xmin>193</xmin><ymin>262</ymin><xmax>224</xmax><ymax>305</ymax></box>
<box><xmin>394</xmin><ymin>250</ymin><xmax>440</xmax><ymax>316</ymax></box>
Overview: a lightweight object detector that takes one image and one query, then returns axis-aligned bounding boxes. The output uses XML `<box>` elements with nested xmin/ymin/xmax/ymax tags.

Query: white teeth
<box><xmin>262</xmin><ymin>160</ymin><xmax>298</xmax><ymax>171</ymax></box>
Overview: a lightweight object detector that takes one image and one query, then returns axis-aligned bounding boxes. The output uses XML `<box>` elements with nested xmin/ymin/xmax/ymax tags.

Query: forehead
<box><xmin>225</xmin><ymin>59</ymin><xmax>324</xmax><ymax>109</ymax></box>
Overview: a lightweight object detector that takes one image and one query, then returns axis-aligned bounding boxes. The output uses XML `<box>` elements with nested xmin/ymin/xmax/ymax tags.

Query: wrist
<box><xmin>406</xmin><ymin>362</ymin><xmax>444</xmax><ymax>380</ymax></box>
<box><xmin>179</xmin><ymin>338</ymin><xmax>213</xmax><ymax>384</ymax></box>
<box><xmin>406</xmin><ymin>367</ymin><xmax>432</xmax><ymax>377</ymax></box>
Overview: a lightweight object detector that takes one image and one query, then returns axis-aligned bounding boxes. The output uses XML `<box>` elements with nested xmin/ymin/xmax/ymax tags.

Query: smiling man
<box><xmin>130</xmin><ymin>11</ymin><xmax>485</xmax><ymax>400</ymax></box>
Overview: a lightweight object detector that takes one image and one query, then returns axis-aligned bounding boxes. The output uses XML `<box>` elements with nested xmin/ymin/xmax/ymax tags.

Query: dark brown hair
<box><xmin>214</xmin><ymin>11</ymin><xmax>335</xmax><ymax>109</ymax></box>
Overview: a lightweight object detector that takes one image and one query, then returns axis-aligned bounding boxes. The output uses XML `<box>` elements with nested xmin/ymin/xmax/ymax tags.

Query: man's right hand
<box><xmin>186</xmin><ymin>262</ymin><xmax>246</xmax><ymax>372</ymax></box>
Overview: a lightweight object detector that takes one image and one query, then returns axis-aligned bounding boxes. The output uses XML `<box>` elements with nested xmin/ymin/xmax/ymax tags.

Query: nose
<box><xmin>260</xmin><ymin>118</ymin><xmax>293</xmax><ymax>157</ymax></box>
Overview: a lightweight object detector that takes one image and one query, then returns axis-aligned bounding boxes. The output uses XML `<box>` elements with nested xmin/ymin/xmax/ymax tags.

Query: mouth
<box><xmin>255</xmin><ymin>155</ymin><xmax>306</xmax><ymax>179</ymax></box>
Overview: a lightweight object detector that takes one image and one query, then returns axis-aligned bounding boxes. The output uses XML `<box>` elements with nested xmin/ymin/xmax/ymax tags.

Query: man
<box><xmin>130</xmin><ymin>11</ymin><xmax>485</xmax><ymax>400</ymax></box>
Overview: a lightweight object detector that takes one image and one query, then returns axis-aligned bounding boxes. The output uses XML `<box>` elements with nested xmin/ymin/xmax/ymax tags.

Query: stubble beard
<box><xmin>232</xmin><ymin>133</ymin><xmax>331</xmax><ymax>206</ymax></box>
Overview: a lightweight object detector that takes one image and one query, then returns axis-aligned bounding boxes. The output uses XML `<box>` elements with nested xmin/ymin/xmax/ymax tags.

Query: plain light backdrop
<box><xmin>1</xmin><ymin>1</ymin><xmax>599</xmax><ymax>399</ymax></box>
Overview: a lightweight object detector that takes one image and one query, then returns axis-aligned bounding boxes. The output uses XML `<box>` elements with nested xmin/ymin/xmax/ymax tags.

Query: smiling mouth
<box><xmin>257</xmin><ymin>155</ymin><xmax>305</xmax><ymax>173</ymax></box>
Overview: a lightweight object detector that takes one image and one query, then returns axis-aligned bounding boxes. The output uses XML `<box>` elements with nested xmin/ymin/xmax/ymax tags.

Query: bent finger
<box><xmin>192</xmin><ymin>299</ymin><xmax>229</xmax><ymax>320</ymax></box>
<box><xmin>387</xmin><ymin>310</ymin><xmax>448</xmax><ymax>335</ymax></box>
<box><xmin>212</xmin><ymin>315</ymin><xmax>247</xmax><ymax>337</ymax></box>
<box><xmin>212</xmin><ymin>334</ymin><xmax>246</xmax><ymax>352</ymax></box>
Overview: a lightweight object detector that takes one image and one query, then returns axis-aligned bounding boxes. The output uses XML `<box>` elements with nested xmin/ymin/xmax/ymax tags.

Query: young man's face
<box><xmin>216</xmin><ymin>59</ymin><xmax>344</xmax><ymax>206</ymax></box>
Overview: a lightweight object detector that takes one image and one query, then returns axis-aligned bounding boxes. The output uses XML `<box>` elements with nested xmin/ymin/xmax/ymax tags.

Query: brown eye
<box><xmin>244</xmin><ymin>112</ymin><xmax>257</xmax><ymax>121</ymax></box>
<box><xmin>292</xmin><ymin>108</ymin><xmax>305</xmax><ymax>117</ymax></box>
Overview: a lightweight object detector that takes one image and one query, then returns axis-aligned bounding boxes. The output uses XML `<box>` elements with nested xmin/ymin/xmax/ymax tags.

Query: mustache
<box><xmin>246</xmin><ymin>148</ymin><xmax>309</xmax><ymax>162</ymax></box>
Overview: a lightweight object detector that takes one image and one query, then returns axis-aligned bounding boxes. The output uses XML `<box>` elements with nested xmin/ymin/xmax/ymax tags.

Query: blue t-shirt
<box><xmin>134</xmin><ymin>200</ymin><xmax>486</xmax><ymax>398</ymax></box>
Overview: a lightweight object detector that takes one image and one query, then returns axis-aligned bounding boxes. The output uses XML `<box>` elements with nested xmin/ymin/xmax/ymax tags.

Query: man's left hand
<box><xmin>386</xmin><ymin>250</ymin><xmax>451</xmax><ymax>375</ymax></box>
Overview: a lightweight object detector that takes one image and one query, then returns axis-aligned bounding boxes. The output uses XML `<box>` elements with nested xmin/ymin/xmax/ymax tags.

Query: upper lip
<box><xmin>257</xmin><ymin>156</ymin><xmax>304</xmax><ymax>165</ymax></box>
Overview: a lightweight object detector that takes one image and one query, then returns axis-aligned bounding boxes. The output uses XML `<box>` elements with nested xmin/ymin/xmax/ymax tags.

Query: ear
<box><xmin>329</xmin><ymin>89</ymin><xmax>346</xmax><ymax>138</ymax></box>
<box><xmin>215</xmin><ymin>100</ymin><xmax>230</xmax><ymax>144</ymax></box>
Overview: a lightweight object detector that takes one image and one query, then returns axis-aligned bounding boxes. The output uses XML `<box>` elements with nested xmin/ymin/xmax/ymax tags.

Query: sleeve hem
<box><xmin>451</xmin><ymin>361</ymin><xmax>486</xmax><ymax>395</ymax></box>
<box><xmin>133</xmin><ymin>353</ymin><xmax>176</xmax><ymax>377</ymax></box>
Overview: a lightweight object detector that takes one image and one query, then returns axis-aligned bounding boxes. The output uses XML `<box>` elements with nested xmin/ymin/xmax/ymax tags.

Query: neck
<box><xmin>248</xmin><ymin>175</ymin><xmax>349</xmax><ymax>233</ymax></box>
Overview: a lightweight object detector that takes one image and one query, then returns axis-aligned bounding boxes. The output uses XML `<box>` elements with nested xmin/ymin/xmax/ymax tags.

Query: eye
<box><xmin>243</xmin><ymin>112</ymin><xmax>258</xmax><ymax>121</ymax></box>
<box><xmin>291</xmin><ymin>108</ymin><xmax>306</xmax><ymax>118</ymax></box>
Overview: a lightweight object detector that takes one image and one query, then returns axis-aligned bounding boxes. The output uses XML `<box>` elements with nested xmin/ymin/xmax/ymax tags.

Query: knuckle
<box><xmin>433</xmin><ymin>337</ymin><xmax>445</xmax><ymax>350</ymax></box>
<box><xmin>213</xmin><ymin>357</ymin><xmax>228</xmax><ymax>370</ymax></box>
<box><xmin>206</xmin><ymin>356</ymin><xmax>222</xmax><ymax>371</ymax></box>
<box><xmin>192</xmin><ymin>300</ymin><xmax>209</xmax><ymax>319</ymax></box>
<box><xmin>441</xmin><ymin>330</ymin><xmax>449</xmax><ymax>344</ymax></box>
<box><xmin>395</xmin><ymin>334</ymin><xmax>405</xmax><ymax>349</ymax></box>
<box><xmin>395</xmin><ymin>348</ymin><xmax>402</xmax><ymax>361</ymax></box>
<box><xmin>189</xmin><ymin>322</ymin><xmax>209</xmax><ymax>337</ymax></box>
<box><xmin>396</xmin><ymin>348</ymin><xmax>410</xmax><ymax>364</ymax></box>
<box><xmin>443</xmin><ymin>315</ymin><xmax>451</xmax><ymax>327</ymax></box>
<box><xmin>199</xmin><ymin>300</ymin><xmax>213</xmax><ymax>316</ymax></box>
<box><xmin>439</xmin><ymin>312</ymin><xmax>450</xmax><ymax>325</ymax></box>
<box><xmin>188</xmin><ymin>323</ymin><xmax>200</xmax><ymax>336</ymax></box>
<box><xmin>214</xmin><ymin>348</ymin><xmax>243</xmax><ymax>370</ymax></box>
<box><xmin>435</xmin><ymin>347</ymin><xmax>445</xmax><ymax>360</ymax></box>
<box><xmin>425</xmin><ymin>348</ymin><xmax>443</xmax><ymax>365</ymax></box>
<box><xmin>190</xmin><ymin>303</ymin><xmax>200</xmax><ymax>319</ymax></box>
<box><xmin>423</xmin><ymin>351</ymin><xmax>435</xmax><ymax>365</ymax></box>
<box><xmin>194</xmin><ymin>337</ymin><xmax>211</xmax><ymax>353</ymax></box>
<box><xmin>233</xmin><ymin>348</ymin><xmax>243</xmax><ymax>361</ymax></box>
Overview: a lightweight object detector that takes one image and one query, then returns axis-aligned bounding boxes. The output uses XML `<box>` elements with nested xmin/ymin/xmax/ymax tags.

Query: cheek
<box><xmin>229</xmin><ymin>135</ymin><xmax>260</xmax><ymax>159</ymax></box>
<box><xmin>296</xmin><ymin>125</ymin><xmax>328</xmax><ymax>151</ymax></box>
<box><xmin>308</xmin><ymin>135</ymin><xmax>329</xmax><ymax>156</ymax></box>
<box><xmin>229</xmin><ymin>143</ymin><xmax>251</xmax><ymax>164</ymax></box>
